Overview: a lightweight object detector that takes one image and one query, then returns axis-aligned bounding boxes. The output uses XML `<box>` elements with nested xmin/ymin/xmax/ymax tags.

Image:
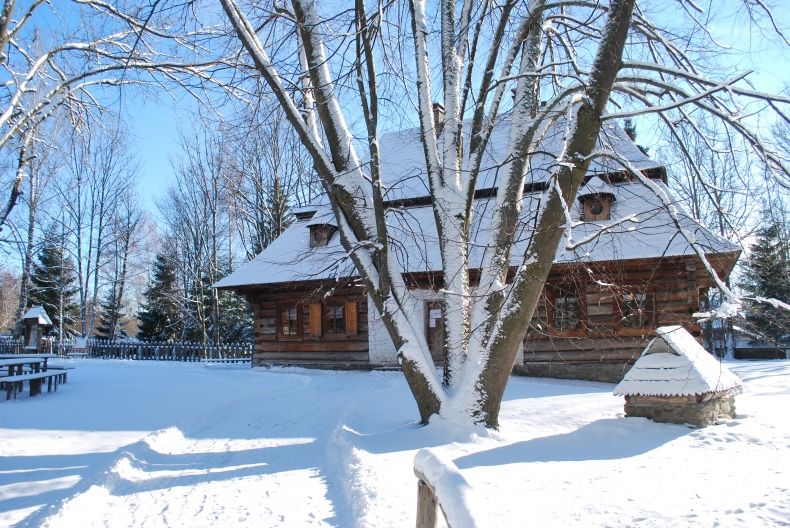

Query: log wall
<box><xmin>243</xmin><ymin>285</ymin><xmax>370</xmax><ymax>368</ymax></box>
<box><xmin>520</xmin><ymin>255</ymin><xmax>727</xmax><ymax>382</ymax></box>
<box><xmin>230</xmin><ymin>253</ymin><xmax>736</xmax><ymax>379</ymax></box>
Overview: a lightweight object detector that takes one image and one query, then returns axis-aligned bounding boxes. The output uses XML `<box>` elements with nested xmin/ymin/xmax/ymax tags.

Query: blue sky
<box><xmin>126</xmin><ymin>2</ymin><xmax>788</xmax><ymax>217</ymax></box>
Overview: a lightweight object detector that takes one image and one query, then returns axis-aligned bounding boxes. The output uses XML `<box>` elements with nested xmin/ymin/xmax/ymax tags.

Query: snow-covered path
<box><xmin>1</xmin><ymin>360</ymin><xmax>788</xmax><ymax>527</ymax></box>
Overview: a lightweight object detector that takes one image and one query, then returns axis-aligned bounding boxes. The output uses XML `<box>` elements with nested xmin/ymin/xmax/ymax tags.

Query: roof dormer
<box><xmin>308</xmin><ymin>224</ymin><xmax>337</xmax><ymax>247</ymax></box>
<box><xmin>306</xmin><ymin>210</ymin><xmax>337</xmax><ymax>248</ymax></box>
<box><xmin>578</xmin><ymin>177</ymin><xmax>617</xmax><ymax>221</ymax></box>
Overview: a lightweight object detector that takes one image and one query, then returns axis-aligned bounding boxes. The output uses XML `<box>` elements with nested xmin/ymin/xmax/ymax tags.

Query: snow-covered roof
<box><xmin>614</xmin><ymin>326</ymin><xmax>742</xmax><ymax>397</ymax></box>
<box><xmin>305</xmin><ymin>208</ymin><xmax>337</xmax><ymax>227</ymax></box>
<box><xmin>375</xmin><ymin>115</ymin><xmax>661</xmax><ymax>203</ymax></box>
<box><xmin>578</xmin><ymin>177</ymin><xmax>617</xmax><ymax>199</ymax></box>
<box><xmin>215</xmin><ymin>178</ymin><xmax>739</xmax><ymax>289</ymax></box>
<box><xmin>289</xmin><ymin>115</ymin><xmax>659</xmax><ymax>216</ymax></box>
<box><xmin>22</xmin><ymin>305</ymin><xmax>53</xmax><ymax>326</ymax></box>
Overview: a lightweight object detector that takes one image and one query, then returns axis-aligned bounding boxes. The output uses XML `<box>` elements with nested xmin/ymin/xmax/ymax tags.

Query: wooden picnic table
<box><xmin>0</xmin><ymin>353</ymin><xmax>57</xmax><ymax>368</ymax></box>
<box><xmin>0</xmin><ymin>357</ymin><xmax>45</xmax><ymax>376</ymax></box>
<box><xmin>0</xmin><ymin>354</ymin><xmax>70</xmax><ymax>400</ymax></box>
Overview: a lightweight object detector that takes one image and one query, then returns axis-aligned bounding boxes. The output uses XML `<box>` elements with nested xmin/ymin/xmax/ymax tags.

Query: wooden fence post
<box><xmin>416</xmin><ymin>479</ymin><xmax>438</xmax><ymax>528</ymax></box>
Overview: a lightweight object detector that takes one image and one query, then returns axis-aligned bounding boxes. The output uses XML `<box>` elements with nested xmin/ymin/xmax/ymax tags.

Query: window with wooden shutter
<box><xmin>547</xmin><ymin>286</ymin><xmax>587</xmax><ymax>337</ymax></box>
<box><xmin>345</xmin><ymin>301</ymin><xmax>358</xmax><ymax>335</ymax></box>
<box><xmin>325</xmin><ymin>303</ymin><xmax>345</xmax><ymax>335</ymax></box>
<box><xmin>617</xmin><ymin>290</ymin><xmax>655</xmax><ymax>336</ymax></box>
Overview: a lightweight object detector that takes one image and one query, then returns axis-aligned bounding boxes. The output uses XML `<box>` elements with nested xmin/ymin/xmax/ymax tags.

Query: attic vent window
<box><xmin>309</xmin><ymin>224</ymin><xmax>337</xmax><ymax>248</ymax></box>
<box><xmin>578</xmin><ymin>178</ymin><xmax>616</xmax><ymax>221</ymax></box>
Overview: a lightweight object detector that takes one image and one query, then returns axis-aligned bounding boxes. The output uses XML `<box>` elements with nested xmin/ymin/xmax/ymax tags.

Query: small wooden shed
<box><xmin>22</xmin><ymin>305</ymin><xmax>53</xmax><ymax>352</ymax></box>
<box><xmin>614</xmin><ymin>325</ymin><xmax>742</xmax><ymax>427</ymax></box>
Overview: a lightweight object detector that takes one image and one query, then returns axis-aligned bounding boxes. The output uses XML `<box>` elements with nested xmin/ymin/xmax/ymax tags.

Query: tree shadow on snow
<box><xmin>454</xmin><ymin>418</ymin><xmax>689</xmax><ymax>468</ymax></box>
<box><xmin>4</xmin><ymin>433</ymin><xmax>343</xmax><ymax>527</ymax></box>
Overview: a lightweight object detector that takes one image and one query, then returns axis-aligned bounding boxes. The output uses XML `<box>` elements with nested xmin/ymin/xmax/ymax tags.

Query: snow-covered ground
<box><xmin>1</xmin><ymin>359</ymin><xmax>787</xmax><ymax>527</ymax></box>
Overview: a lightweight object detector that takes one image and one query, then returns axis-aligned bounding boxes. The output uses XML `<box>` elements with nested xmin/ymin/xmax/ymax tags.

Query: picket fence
<box><xmin>0</xmin><ymin>337</ymin><xmax>253</xmax><ymax>362</ymax></box>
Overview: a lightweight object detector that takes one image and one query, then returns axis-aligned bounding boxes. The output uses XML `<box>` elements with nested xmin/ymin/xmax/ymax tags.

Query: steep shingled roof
<box><xmin>216</xmin><ymin>117</ymin><xmax>739</xmax><ymax>289</ymax></box>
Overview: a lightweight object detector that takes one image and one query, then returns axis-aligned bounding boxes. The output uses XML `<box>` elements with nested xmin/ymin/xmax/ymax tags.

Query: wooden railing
<box><xmin>414</xmin><ymin>449</ymin><xmax>479</xmax><ymax>528</ymax></box>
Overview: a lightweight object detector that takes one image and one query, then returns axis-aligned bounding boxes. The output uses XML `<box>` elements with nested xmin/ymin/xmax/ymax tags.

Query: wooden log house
<box><xmin>215</xmin><ymin>116</ymin><xmax>740</xmax><ymax>382</ymax></box>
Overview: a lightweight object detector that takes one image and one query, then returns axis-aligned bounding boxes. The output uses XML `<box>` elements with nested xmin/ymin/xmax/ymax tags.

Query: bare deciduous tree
<box><xmin>212</xmin><ymin>0</ymin><xmax>788</xmax><ymax>428</ymax></box>
<box><xmin>225</xmin><ymin>103</ymin><xmax>320</xmax><ymax>260</ymax></box>
<box><xmin>0</xmin><ymin>0</ymin><xmax>226</xmax><ymax>229</ymax></box>
<box><xmin>57</xmin><ymin>124</ymin><xmax>138</xmax><ymax>337</ymax></box>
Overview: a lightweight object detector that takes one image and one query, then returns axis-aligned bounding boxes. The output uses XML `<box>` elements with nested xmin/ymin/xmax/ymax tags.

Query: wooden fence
<box><xmin>0</xmin><ymin>338</ymin><xmax>24</xmax><ymax>355</ymax></box>
<box><xmin>0</xmin><ymin>338</ymin><xmax>253</xmax><ymax>362</ymax></box>
<box><xmin>414</xmin><ymin>449</ymin><xmax>478</xmax><ymax>528</ymax></box>
<box><xmin>79</xmin><ymin>340</ymin><xmax>253</xmax><ymax>361</ymax></box>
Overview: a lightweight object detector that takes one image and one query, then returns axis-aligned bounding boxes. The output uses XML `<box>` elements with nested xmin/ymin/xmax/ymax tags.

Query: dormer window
<box><xmin>309</xmin><ymin>224</ymin><xmax>337</xmax><ymax>248</ymax></box>
<box><xmin>581</xmin><ymin>195</ymin><xmax>614</xmax><ymax>221</ymax></box>
<box><xmin>578</xmin><ymin>177</ymin><xmax>617</xmax><ymax>221</ymax></box>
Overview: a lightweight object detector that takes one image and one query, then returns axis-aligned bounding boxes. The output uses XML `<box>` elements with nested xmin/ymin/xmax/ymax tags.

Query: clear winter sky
<box><xmin>127</xmin><ymin>2</ymin><xmax>788</xmax><ymax>217</ymax></box>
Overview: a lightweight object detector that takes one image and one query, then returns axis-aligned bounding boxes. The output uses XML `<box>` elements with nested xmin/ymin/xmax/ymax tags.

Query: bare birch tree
<box><xmin>57</xmin><ymin>124</ymin><xmax>138</xmax><ymax>337</ymax></box>
<box><xmin>161</xmin><ymin>129</ymin><xmax>233</xmax><ymax>343</ymax></box>
<box><xmin>96</xmin><ymin>187</ymin><xmax>143</xmax><ymax>339</ymax></box>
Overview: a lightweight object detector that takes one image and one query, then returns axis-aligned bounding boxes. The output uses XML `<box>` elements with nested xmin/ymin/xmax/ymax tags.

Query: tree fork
<box><xmin>474</xmin><ymin>0</ymin><xmax>637</xmax><ymax>428</ymax></box>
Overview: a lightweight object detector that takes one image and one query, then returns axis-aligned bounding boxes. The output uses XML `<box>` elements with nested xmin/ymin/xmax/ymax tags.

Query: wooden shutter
<box><xmin>345</xmin><ymin>301</ymin><xmax>358</xmax><ymax>335</ymax></box>
<box><xmin>309</xmin><ymin>303</ymin><xmax>322</xmax><ymax>337</ymax></box>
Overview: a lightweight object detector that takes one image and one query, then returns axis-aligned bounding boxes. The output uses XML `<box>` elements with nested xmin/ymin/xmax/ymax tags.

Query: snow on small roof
<box><xmin>214</xmin><ymin>179</ymin><xmax>739</xmax><ymax>289</ymax></box>
<box><xmin>22</xmin><ymin>305</ymin><xmax>53</xmax><ymax>326</ymax></box>
<box><xmin>614</xmin><ymin>326</ymin><xmax>742</xmax><ymax>397</ymax></box>
<box><xmin>305</xmin><ymin>207</ymin><xmax>337</xmax><ymax>227</ymax></box>
<box><xmin>578</xmin><ymin>177</ymin><xmax>617</xmax><ymax>199</ymax></box>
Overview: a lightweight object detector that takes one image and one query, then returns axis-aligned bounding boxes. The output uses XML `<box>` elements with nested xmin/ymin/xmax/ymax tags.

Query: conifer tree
<box><xmin>622</xmin><ymin>118</ymin><xmax>649</xmax><ymax>156</ymax></box>
<box><xmin>137</xmin><ymin>251</ymin><xmax>182</xmax><ymax>341</ymax></box>
<box><xmin>741</xmin><ymin>221</ymin><xmax>790</xmax><ymax>346</ymax></box>
<box><xmin>95</xmin><ymin>287</ymin><xmax>126</xmax><ymax>340</ymax></box>
<box><xmin>27</xmin><ymin>235</ymin><xmax>80</xmax><ymax>339</ymax></box>
<box><xmin>216</xmin><ymin>289</ymin><xmax>253</xmax><ymax>343</ymax></box>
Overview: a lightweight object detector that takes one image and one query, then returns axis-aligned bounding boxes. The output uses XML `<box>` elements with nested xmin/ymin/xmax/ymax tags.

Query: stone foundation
<box><xmin>623</xmin><ymin>390</ymin><xmax>736</xmax><ymax>427</ymax></box>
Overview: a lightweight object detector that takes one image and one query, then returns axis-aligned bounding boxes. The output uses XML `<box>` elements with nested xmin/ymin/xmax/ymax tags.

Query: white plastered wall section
<box><xmin>367</xmin><ymin>289</ymin><xmax>435</xmax><ymax>364</ymax></box>
<box><xmin>367</xmin><ymin>290</ymin><xmax>525</xmax><ymax>366</ymax></box>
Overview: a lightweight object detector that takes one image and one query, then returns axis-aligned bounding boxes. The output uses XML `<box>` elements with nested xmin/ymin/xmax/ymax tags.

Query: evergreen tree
<box><xmin>741</xmin><ymin>221</ymin><xmax>790</xmax><ymax>346</ymax></box>
<box><xmin>95</xmin><ymin>287</ymin><xmax>126</xmax><ymax>340</ymax></box>
<box><xmin>623</xmin><ymin>118</ymin><xmax>649</xmax><ymax>156</ymax></box>
<box><xmin>27</xmin><ymin>235</ymin><xmax>80</xmax><ymax>339</ymax></box>
<box><xmin>137</xmin><ymin>251</ymin><xmax>182</xmax><ymax>341</ymax></box>
<box><xmin>216</xmin><ymin>289</ymin><xmax>253</xmax><ymax>343</ymax></box>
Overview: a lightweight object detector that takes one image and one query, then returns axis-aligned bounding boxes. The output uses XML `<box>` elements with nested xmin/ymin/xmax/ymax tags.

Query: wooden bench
<box><xmin>67</xmin><ymin>351</ymin><xmax>89</xmax><ymax>359</ymax></box>
<box><xmin>1</xmin><ymin>370</ymin><xmax>68</xmax><ymax>400</ymax></box>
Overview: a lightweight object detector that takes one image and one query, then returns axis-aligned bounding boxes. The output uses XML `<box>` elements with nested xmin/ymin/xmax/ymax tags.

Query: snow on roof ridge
<box><xmin>22</xmin><ymin>305</ymin><xmax>53</xmax><ymax>325</ymax></box>
<box><xmin>305</xmin><ymin>207</ymin><xmax>337</xmax><ymax>227</ymax></box>
<box><xmin>578</xmin><ymin>176</ymin><xmax>618</xmax><ymax>199</ymax></box>
<box><xmin>614</xmin><ymin>325</ymin><xmax>742</xmax><ymax>397</ymax></box>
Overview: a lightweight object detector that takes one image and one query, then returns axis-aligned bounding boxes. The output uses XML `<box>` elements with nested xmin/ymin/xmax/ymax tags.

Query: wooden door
<box><xmin>425</xmin><ymin>301</ymin><xmax>444</xmax><ymax>364</ymax></box>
